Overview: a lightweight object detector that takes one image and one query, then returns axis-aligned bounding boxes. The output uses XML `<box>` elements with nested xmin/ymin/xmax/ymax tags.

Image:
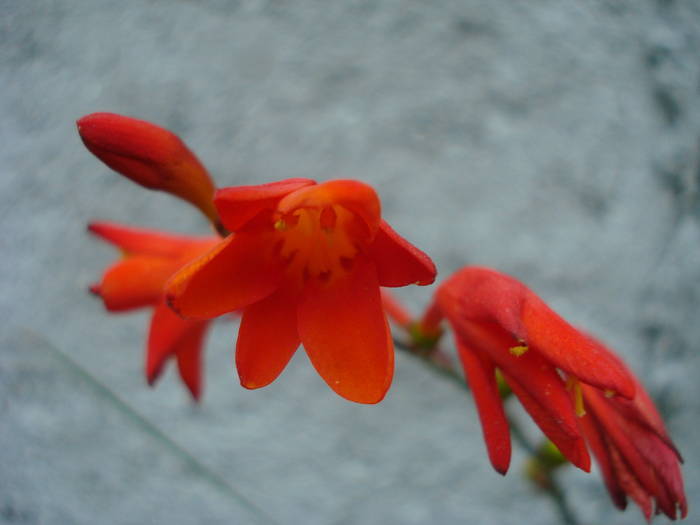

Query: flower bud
<box><xmin>77</xmin><ymin>112</ymin><xmax>218</xmax><ymax>224</ymax></box>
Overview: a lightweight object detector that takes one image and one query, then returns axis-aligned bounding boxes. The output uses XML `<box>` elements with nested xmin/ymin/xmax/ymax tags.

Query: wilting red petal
<box><xmin>298</xmin><ymin>257</ymin><xmax>392</xmax><ymax>403</ymax></box>
<box><xmin>584</xmin><ymin>386</ymin><xmax>678</xmax><ymax>517</ymax></box>
<box><xmin>236</xmin><ymin>285</ymin><xmax>301</xmax><ymax>389</ymax></box>
<box><xmin>578</xmin><ymin>411</ymin><xmax>629</xmax><ymax>510</ymax></box>
<box><xmin>438</xmin><ymin>267</ymin><xmax>635</xmax><ymax>398</ymax></box>
<box><xmin>77</xmin><ymin>113</ymin><xmax>217</xmax><ymax>222</ymax></box>
<box><xmin>97</xmin><ymin>256</ymin><xmax>178</xmax><ymax>311</ymax></box>
<box><xmin>369</xmin><ymin>221</ymin><xmax>436</xmax><ymax>287</ymax></box>
<box><xmin>503</xmin><ymin>371</ymin><xmax>591</xmax><ymax>471</ymax></box>
<box><xmin>521</xmin><ymin>294</ymin><xmax>634</xmax><ymax>398</ymax></box>
<box><xmin>457</xmin><ymin>320</ymin><xmax>582</xmax><ymax>440</ymax></box>
<box><xmin>608</xmin><ymin>443</ymin><xmax>654</xmax><ymax>521</ymax></box>
<box><xmin>278</xmin><ymin>180</ymin><xmax>382</xmax><ymax>237</ymax></box>
<box><xmin>166</xmin><ymin>233</ymin><xmax>283</xmax><ymax>319</ymax></box>
<box><xmin>456</xmin><ymin>339</ymin><xmax>511</xmax><ymax>474</ymax></box>
<box><xmin>88</xmin><ymin>222</ymin><xmax>217</xmax><ymax>258</ymax></box>
<box><xmin>146</xmin><ymin>301</ymin><xmax>208</xmax><ymax>400</ymax></box>
<box><xmin>215</xmin><ymin>178</ymin><xmax>316</xmax><ymax>232</ymax></box>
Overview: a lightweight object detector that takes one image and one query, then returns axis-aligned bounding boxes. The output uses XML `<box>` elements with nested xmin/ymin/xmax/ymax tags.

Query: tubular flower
<box><xmin>89</xmin><ymin>221</ymin><xmax>219</xmax><ymax>400</ymax></box>
<box><xmin>431</xmin><ymin>266</ymin><xmax>636</xmax><ymax>475</ymax></box>
<box><xmin>578</xmin><ymin>344</ymin><xmax>687</xmax><ymax>520</ymax></box>
<box><xmin>165</xmin><ymin>178</ymin><xmax>436</xmax><ymax>404</ymax></box>
<box><xmin>77</xmin><ymin>113</ymin><xmax>218</xmax><ymax>225</ymax></box>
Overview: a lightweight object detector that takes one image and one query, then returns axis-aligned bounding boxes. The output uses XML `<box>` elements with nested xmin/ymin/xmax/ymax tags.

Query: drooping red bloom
<box><xmin>77</xmin><ymin>113</ymin><xmax>218</xmax><ymax>225</ymax></box>
<box><xmin>431</xmin><ymin>266</ymin><xmax>637</xmax><ymax>475</ymax></box>
<box><xmin>165</xmin><ymin>178</ymin><xmax>436</xmax><ymax>403</ymax></box>
<box><xmin>89</xmin><ymin>221</ymin><xmax>219</xmax><ymax>400</ymax></box>
<box><xmin>578</xmin><ymin>344</ymin><xmax>687</xmax><ymax>520</ymax></box>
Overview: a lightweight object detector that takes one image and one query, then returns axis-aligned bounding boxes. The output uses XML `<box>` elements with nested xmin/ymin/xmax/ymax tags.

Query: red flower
<box><xmin>89</xmin><ymin>221</ymin><xmax>219</xmax><ymax>400</ymax></box>
<box><xmin>432</xmin><ymin>266</ymin><xmax>636</xmax><ymax>474</ymax></box>
<box><xmin>578</xmin><ymin>346</ymin><xmax>687</xmax><ymax>520</ymax></box>
<box><xmin>77</xmin><ymin>113</ymin><xmax>218</xmax><ymax>225</ymax></box>
<box><xmin>165</xmin><ymin>178</ymin><xmax>436</xmax><ymax>403</ymax></box>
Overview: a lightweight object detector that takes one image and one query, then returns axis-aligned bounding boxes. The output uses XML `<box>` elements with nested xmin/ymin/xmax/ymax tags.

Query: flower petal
<box><xmin>455</xmin><ymin>319</ymin><xmax>582</xmax><ymax>440</ymax></box>
<box><xmin>521</xmin><ymin>295</ymin><xmax>635</xmax><ymax>399</ymax></box>
<box><xmin>278</xmin><ymin>180</ymin><xmax>381</xmax><ymax>237</ymax></box>
<box><xmin>456</xmin><ymin>339</ymin><xmax>511</xmax><ymax>474</ymax></box>
<box><xmin>97</xmin><ymin>256</ymin><xmax>177</xmax><ymax>311</ymax></box>
<box><xmin>439</xmin><ymin>267</ymin><xmax>635</xmax><ymax>399</ymax></box>
<box><xmin>236</xmin><ymin>285</ymin><xmax>301</xmax><ymax>389</ymax></box>
<box><xmin>578</xmin><ymin>411</ymin><xmax>629</xmax><ymax>510</ymax></box>
<box><xmin>369</xmin><ymin>221</ymin><xmax>436</xmax><ymax>287</ymax></box>
<box><xmin>503</xmin><ymin>371</ymin><xmax>591</xmax><ymax>471</ymax></box>
<box><xmin>214</xmin><ymin>178</ymin><xmax>316</xmax><ymax>232</ymax></box>
<box><xmin>298</xmin><ymin>258</ymin><xmax>392</xmax><ymax>404</ymax></box>
<box><xmin>146</xmin><ymin>300</ymin><xmax>209</xmax><ymax>401</ymax></box>
<box><xmin>166</xmin><ymin>233</ymin><xmax>283</xmax><ymax>319</ymax></box>
<box><xmin>175</xmin><ymin>322</ymin><xmax>209</xmax><ymax>401</ymax></box>
<box><xmin>88</xmin><ymin>222</ymin><xmax>217</xmax><ymax>258</ymax></box>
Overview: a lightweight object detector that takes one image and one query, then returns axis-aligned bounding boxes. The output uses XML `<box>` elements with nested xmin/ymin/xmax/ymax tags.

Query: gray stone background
<box><xmin>1</xmin><ymin>1</ymin><xmax>699</xmax><ymax>524</ymax></box>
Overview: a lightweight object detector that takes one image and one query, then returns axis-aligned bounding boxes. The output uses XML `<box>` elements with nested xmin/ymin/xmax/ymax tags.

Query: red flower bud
<box><xmin>77</xmin><ymin>113</ymin><xmax>218</xmax><ymax>225</ymax></box>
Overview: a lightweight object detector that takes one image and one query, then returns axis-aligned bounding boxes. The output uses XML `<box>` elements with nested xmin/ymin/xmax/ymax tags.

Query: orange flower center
<box><xmin>273</xmin><ymin>204</ymin><xmax>361</xmax><ymax>281</ymax></box>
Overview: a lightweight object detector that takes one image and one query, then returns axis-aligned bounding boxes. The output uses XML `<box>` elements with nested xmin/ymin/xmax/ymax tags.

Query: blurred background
<box><xmin>2</xmin><ymin>1</ymin><xmax>699</xmax><ymax>523</ymax></box>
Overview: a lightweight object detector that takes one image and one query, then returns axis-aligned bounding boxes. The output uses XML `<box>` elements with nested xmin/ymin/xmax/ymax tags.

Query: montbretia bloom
<box><xmin>77</xmin><ymin>113</ymin><xmax>218</xmax><ymax>225</ymax></box>
<box><xmin>166</xmin><ymin>178</ymin><xmax>436</xmax><ymax>403</ymax></box>
<box><xmin>89</xmin><ymin>221</ymin><xmax>219</xmax><ymax>400</ymax></box>
<box><xmin>430</xmin><ymin>266</ymin><xmax>636</xmax><ymax>474</ymax></box>
<box><xmin>578</xmin><ymin>347</ymin><xmax>687</xmax><ymax>520</ymax></box>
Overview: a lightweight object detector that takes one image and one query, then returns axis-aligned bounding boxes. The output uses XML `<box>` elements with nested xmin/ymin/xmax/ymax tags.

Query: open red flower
<box><xmin>578</xmin><ymin>344</ymin><xmax>687</xmax><ymax>520</ymax></box>
<box><xmin>89</xmin><ymin>221</ymin><xmax>219</xmax><ymax>400</ymax></box>
<box><xmin>165</xmin><ymin>178</ymin><xmax>436</xmax><ymax>403</ymax></box>
<box><xmin>431</xmin><ymin>266</ymin><xmax>637</xmax><ymax>475</ymax></box>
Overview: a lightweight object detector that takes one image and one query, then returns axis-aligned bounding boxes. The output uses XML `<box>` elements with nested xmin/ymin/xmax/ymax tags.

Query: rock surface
<box><xmin>2</xmin><ymin>1</ymin><xmax>698</xmax><ymax>523</ymax></box>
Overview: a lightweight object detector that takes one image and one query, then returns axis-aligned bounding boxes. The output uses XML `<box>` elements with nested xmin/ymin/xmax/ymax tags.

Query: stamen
<box><xmin>274</xmin><ymin>219</ymin><xmax>287</xmax><ymax>231</ymax></box>
<box><xmin>604</xmin><ymin>389</ymin><xmax>616</xmax><ymax>398</ymax></box>
<box><xmin>565</xmin><ymin>377</ymin><xmax>586</xmax><ymax>417</ymax></box>
<box><xmin>509</xmin><ymin>343</ymin><xmax>529</xmax><ymax>356</ymax></box>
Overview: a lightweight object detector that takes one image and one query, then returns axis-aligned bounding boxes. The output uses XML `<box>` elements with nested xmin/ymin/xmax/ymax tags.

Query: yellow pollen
<box><xmin>509</xmin><ymin>344</ymin><xmax>529</xmax><ymax>357</ymax></box>
<box><xmin>274</xmin><ymin>219</ymin><xmax>287</xmax><ymax>231</ymax></box>
<box><xmin>565</xmin><ymin>377</ymin><xmax>586</xmax><ymax>417</ymax></box>
<box><xmin>604</xmin><ymin>389</ymin><xmax>616</xmax><ymax>398</ymax></box>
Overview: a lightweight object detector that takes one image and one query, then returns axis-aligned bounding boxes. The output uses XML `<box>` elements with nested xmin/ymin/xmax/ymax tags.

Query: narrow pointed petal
<box><xmin>77</xmin><ymin>113</ymin><xmax>217</xmax><ymax>222</ymax></box>
<box><xmin>504</xmin><ymin>372</ymin><xmax>591</xmax><ymax>471</ymax></box>
<box><xmin>175</xmin><ymin>322</ymin><xmax>209</xmax><ymax>401</ymax></box>
<box><xmin>438</xmin><ymin>267</ymin><xmax>635</xmax><ymax>398</ymax></box>
<box><xmin>146</xmin><ymin>301</ymin><xmax>194</xmax><ymax>384</ymax></box>
<box><xmin>215</xmin><ymin>178</ymin><xmax>316</xmax><ymax>232</ymax></box>
<box><xmin>88</xmin><ymin>222</ymin><xmax>217</xmax><ymax>258</ymax></box>
<box><xmin>278</xmin><ymin>180</ymin><xmax>381</xmax><ymax>236</ymax></box>
<box><xmin>521</xmin><ymin>295</ymin><xmax>635</xmax><ymax>398</ymax></box>
<box><xmin>608</xmin><ymin>444</ymin><xmax>655</xmax><ymax>520</ymax></box>
<box><xmin>369</xmin><ymin>221</ymin><xmax>436</xmax><ymax>287</ymax></box>
<box><xmin>457</xmin><ymin>320</ymin><xmax>582</xmax><ymax>439</ymax></box>
<box><xmin>578</xmin><ymin>411</ymin><xmax>629</xmax><ymax>510</ymax></box>
<box><xmin>166</xmin><ymin>233</ymin><xmax>283</xmax><ymax>319</ymax></box>
<box><xmin>456</xmin><ymin>339</ymin><xmax>511</xmax><ymax>474</ymax></box>
<box><xmin>584</xmin><ymin>386</ymin><xmax>675</xmax><ymax>515</ymax></box>
<box><xmin>298</xmin><ymin>258</ymin><xmax>393</xmax><ymax>404</ymax></box>
<box><xmin>236</xmin><ymin>285</ymin><xmax>301</xmax><ymax>389</ymax></box>
<box><xmin>97</xmin><ymin>256</ymin><xmax>177</xmax><ymax>311</ymax></box>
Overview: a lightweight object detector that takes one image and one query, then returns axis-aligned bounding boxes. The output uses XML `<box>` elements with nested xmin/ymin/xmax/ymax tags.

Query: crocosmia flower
<box><xmin>431</xmin><ymin>266</ymin><xmax>637</xmax><ymax>474</ymax></box>
<box><xmin>77</xmin><ymin>113</ymin><xmax>218</xmax><ymax>225</ymax></box>
<box><xmin>578</xmin><ymin>346</ymin><xmax>687</xmax><ymax>520</ymax></box>
<box><xmin>89</xmin><ymin>221</ymin><xmax>219</xmax><ymax>399</ymax></box>
<box><xmin>165</xmin><ymin>178</ymin><xmax>436</xmax><ymax>403</ymax></box>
